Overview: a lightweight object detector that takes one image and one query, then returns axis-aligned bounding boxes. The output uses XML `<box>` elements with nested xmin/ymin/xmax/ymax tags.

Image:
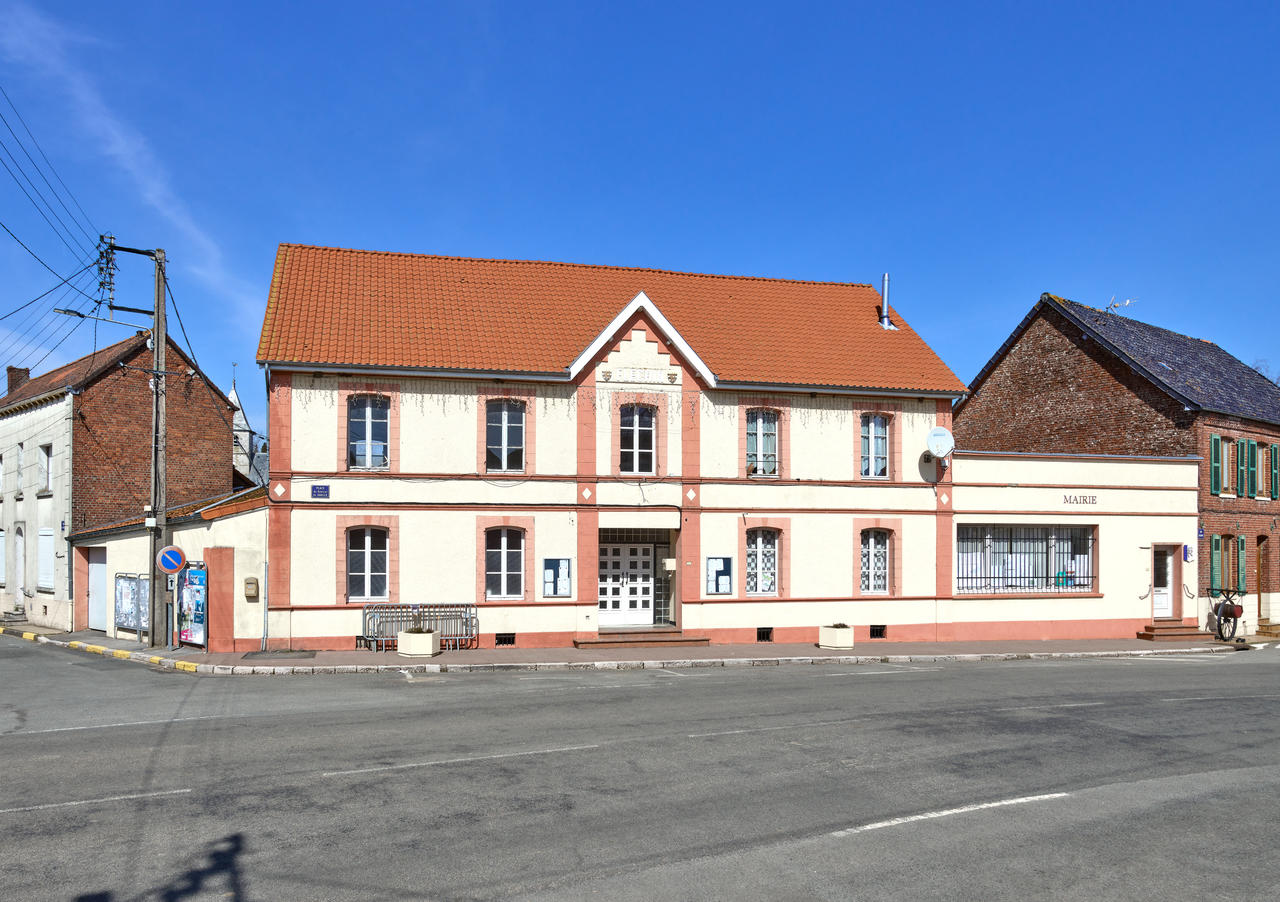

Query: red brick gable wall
<box><xmin>71</xmin><ymin>344</ymin><xmax>233</xmax><ymax>532</ymax></box>
<box><xmin>953</xmin><ymin>308</ymin><xmax>1195</xmax><ymax>456</ymax></box>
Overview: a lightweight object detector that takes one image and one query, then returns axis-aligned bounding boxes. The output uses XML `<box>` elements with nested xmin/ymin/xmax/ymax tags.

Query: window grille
<box><xmin>485</xmin><ymin>400</ymin><xmax>524</xmax><ymax>471</ymax></box>
<box><xmin>869</xmin><ymin>624</ymin><xmax>887</xmax><ymax>639</ymax></box>
<box><xmin>956</xmin><ymin>525</ymin><xmax>1094</xmax><ymax>593</ymax></box>
<box><xmin>756</xmin><ymin>627</ymin><xmax>773</xmax><ymax>643</ymax></box>
<box><xmin>619</xmin><ymin>404</ymin><xmax>655</xmax><ymax>475</ymax></box>
<box><xmin>348</xmin><ymin>396</ymin><xmax>390</xmax><ymax>468</ymax></box>
<box><xmin>746</xmin><ymin>528</ymin><xmax>778</xmax><ymax>595</ymax></box>
<box><xmin>746</xmin><ymin>409</ymin><xmax>778</xmax><ymax>476</ymax></box>
<box><xmin>495</xmin><ymin>632</ymin><xmax>516</xmax><ymax>647</ymax></box>
<box><xmin>860</xmin><ymin>529</ymin><xmax>890</xmax><ymax>594</ymax></box>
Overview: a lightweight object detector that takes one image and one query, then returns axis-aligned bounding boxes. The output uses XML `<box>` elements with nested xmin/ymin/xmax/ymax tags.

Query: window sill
<box><xmin>485</xmin><ymin>470</ymin><xmax>527</xmax><ymax>476</ymax></box>
<box><xmin>859</xmin><ymin>476</ymin><xmax>890</xmax><ymax>481</ymax></box>
<box><xmin>747</xmin><ymin>474</ymin><xmax>780</xmax><ymax>480</ymax></box>
<box><xmin>347</xmin><ymin>467</ymin><xmax>390</xmax><ymax>473</ymax></box>
<box><xmin>14</xmin><ymin>493</ymin><xmax>21</xmax><ymax>501</ymax></box>
<box><xmin>36</xmin><ymin>490</ymin><xmax>52</xmax><ymax>499</ymax></box>
<box><xmin>484</xmin><ymin>595</ymin><xmax>526</xmax><ymax>603</ymax></box>
<box><xmin>37</xmin><ymin>587</ymin><xmax>54</xmax><ymax>594</ymax></box>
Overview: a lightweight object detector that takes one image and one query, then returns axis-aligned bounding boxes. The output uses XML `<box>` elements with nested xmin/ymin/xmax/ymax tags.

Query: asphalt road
<box><xmin>1</xmin><ymin>636</ymin><xmax>1277</xmax><ymax>901</ymax></box>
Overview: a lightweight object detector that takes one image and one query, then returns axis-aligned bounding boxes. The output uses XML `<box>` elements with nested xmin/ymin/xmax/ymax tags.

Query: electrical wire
<box><xmin>0</xmin><ymin>258</ymin><xmax>96</xmax><ymax>320</ymax></box>
<box><xmin>0</xmin><ymin>216</ymin><xmax>99</xmax><ymax>301</ymax></box>
<box><xmin>0</xmin><ymin>107</ymin><xmax>97</xmax><ymax>249</ymax></box>
<box><xmin>0</xmin><ymin>142</ymin><xmax>93</xmax><ymax>262</ymax></box>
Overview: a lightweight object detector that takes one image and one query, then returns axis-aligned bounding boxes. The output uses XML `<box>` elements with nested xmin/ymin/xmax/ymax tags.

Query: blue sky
<box><xmin>1</xmin><ymin>1</ymin><xmax>1277</xmax><ymax>436</ymax></box>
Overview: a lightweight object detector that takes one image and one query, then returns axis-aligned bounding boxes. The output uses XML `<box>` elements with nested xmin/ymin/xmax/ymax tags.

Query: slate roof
<box><xmin>964</xmin><ymin>293</ymin><xmax>1280</xmax><ymax>428</ymax></box>
<box><xmin>257</xmin><ymin>244</ymin><xmax>967</xmax><ymax>395</ymax></box>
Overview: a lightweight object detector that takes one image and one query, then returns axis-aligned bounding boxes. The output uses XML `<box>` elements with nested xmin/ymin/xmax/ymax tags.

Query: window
<box><xmin>485</xmin><ymin>527</ymin><xmax>524</xmax><ymax>598</ymax></box>
<box><xmin>37</xmin><ymin>527</ymin><xmax>54</xmax><ymax>590</ymax></box>
<box><xmin>956</xmin><ymin>525</ymin><xmax>1094</xmax><ymax>593</ymax></box>
<box><xmin>861</xmin><ymin>415</ymin><xmax>889</xmax><ymax>478</ymax></box>
<box><xmin>1209</xmin><ymin>434</ymin><xmax>1222</xmax><ymax>495</ymax></box>
<box><xmin>347</xmin><ymin>395</ymin><xmax>389</xmax><ymax>469</ymax></box>
<box><xmin>346</xmin><ymin>527</ymin><xmax>388</xmax><ymax>600</ymax></box>
<box><xmin>619</xmin><ymin>404</ymin><xmax>655</xmax><ymax>475</ymax></box>
<box><xmin>15</xmin><ymin>443</ymin><xmax>23</xmax><ymax>496</ymax></box>
<box><xmin>745</xmin><ymin>528</ymin><xmax>778</xmax><ymax>595</ymax></box>
<box><xmin>861</xmin><ymin>529</ymin><xmax>890</xmax><ymax>594</ymax></box>
<box><xmin>485</xmin><ymin>400</ymin><xmax>525</xmax><ymax>472</ymax></box>
<box><xmin>745</xmin><ymin>409</ymin><xmax>778</xmax><ymax>476</ymax></box>
<box><xmin>38</xmin><ymin>444</ymin><xmax>51</xmax><ymax>493</ymax></box>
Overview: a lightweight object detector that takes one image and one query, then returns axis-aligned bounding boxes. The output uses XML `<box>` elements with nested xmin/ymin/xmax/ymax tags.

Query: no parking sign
<box><xmin>157</xmin><ymin>545</ymin><xmax>186</xmax><ymax>574</ymax></box>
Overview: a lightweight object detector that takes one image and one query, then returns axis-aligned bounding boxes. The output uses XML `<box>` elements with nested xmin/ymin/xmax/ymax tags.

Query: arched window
<box><xmin>746</xmin><ymin>409</ymin><xmax>778</xmax><ymax>476</ymax></box>
<box><xmin>746</xmin><ymin>528</ymin><xmax>779</xmax><ymax>595</ymax></box>
<box><xmin>486</xmin><ymin>400</ymin><xmax>525</xmax><ymax>472</ymax></box>
<box><xmin>861</xmin><ymin>529</ymin><xmax>890</xmax><ymax>594</ymax></box>
<box><xmin>348</xmin><ymin>395</ymin><xmax>390</xmax><ymax>469</ymax></box>
<box><xmin>485</xmin><ymin>527</ymin><xmax>524</xmax><ymax>598</ymax></box>
<box><xmin>861</xmin><ymin>414</ymin><xmax>889</xmax><ymax>478</ymax></box>
<box><xmin>347</xmin><ymin>527</ymin><xmax>388</xmax><ymax>600</ymax></box>
<box><xmin>619</xmin><ymin>404</ymin><xmax>656</xmax><ymax>475</ymax></box>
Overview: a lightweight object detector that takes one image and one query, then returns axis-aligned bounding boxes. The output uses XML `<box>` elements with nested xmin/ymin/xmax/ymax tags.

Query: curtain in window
<box><xmin>746</xmin><ymin>528</ymin><xmax>778</xmax><ymax>594</ymax></box>
<box><xmin>486</xmin><ymin>400</ymin><xmax>525</xmax><ymax>471</ymax></box>
<box><xmin>746</xmin><ymin>409</ymin><xmax>778</xmax><ymax>476</ymax></box>
<box><xmin>861</xmin><ymin>415</ymin><xmax>888</xmax><ymax>477</ymax></box>
<box><xmin>348</xmin><ymin>396</ymin><xmax>390</xmax><ymax>468</ymax></box>
<box><xmin>860</xmin><ymin>529</ymin><xmax>890</xmax><ymax>593</ymax></box>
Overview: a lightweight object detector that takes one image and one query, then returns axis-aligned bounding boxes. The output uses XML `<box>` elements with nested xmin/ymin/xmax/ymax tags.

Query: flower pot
<box><xmin>818</xmin><ymin>625</ymin><xmax>855</xmax><ymax>650</ymax></box>
<box><xmin>397</xmin><ymin>629</ymin><xmax>440</xmax><ymax>657</ymax></box>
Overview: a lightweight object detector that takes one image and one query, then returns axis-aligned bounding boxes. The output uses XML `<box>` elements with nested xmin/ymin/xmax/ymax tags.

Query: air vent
<box><xmin>869</xmin><ymin>624</ymin><xmax>887</xmax><ymax>639</ymax></box>
<box><xmin>756</xmin><ymin>627</ymin><xmax>773</xmax><ymax>643</ymax></box>
<box><xmin>495</xmin><ymin>632</ymin><xmax>516</xmax><ymax>647</ymax></box>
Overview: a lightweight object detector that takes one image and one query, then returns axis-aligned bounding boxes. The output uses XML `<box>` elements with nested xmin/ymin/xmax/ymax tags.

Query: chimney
<box><xmin>880</xmin><ymin>273</ymin><xmax>893</xmax><ymax>329</ymax></box>
<box><xmin>7</xmin><ymin>366</ymin><xmax>29</xmax><ymax>394</ymax></box>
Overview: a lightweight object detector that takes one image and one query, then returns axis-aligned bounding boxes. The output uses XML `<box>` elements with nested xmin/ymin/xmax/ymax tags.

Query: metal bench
<box><xmin>358</xmin><ymin>603</ymin><xmax>479</xmax><ymax>652</ymax></box>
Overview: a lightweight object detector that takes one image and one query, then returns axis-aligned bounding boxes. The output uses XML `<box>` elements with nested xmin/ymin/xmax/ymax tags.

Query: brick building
<box><xmin>0</xmin><ymin>333</ymin><xmax>238</xmax><ymax>630</ymax></box>
<box><xmin>953</xmin><ymin>294</ymin><xmax>1280</xmax><ymax>634</ymax></box>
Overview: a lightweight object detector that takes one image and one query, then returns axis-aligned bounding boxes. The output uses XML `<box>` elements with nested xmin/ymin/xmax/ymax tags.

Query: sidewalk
<box><xmin>0</xmin><ymin>622</ymin><xmax>1255</xmax><ymax>675</ymax></box>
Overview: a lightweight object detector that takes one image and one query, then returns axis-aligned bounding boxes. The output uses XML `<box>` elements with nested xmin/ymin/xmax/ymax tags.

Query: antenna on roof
<box><xmin>1105</xmin><ymin>295</ymin><xmax>1136</xmax><ymax>313</ymax></box>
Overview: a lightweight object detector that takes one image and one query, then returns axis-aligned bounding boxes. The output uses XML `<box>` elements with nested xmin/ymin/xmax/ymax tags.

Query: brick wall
<box><xmin>953</xmin><ymin>308</ymin><xmax>1196</xmax><ymax>456</ymax></box>
<box><xmin>71</xmin><ymin>342</ymin><xmax>233</xmax><ymax>531</ymax></box>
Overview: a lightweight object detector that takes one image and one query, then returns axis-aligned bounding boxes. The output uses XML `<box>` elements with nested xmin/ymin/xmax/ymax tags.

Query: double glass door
<box><xmin>598</xmin><ymin>544</ymin><xmax>654</xmax><ymax>626</ymax></box>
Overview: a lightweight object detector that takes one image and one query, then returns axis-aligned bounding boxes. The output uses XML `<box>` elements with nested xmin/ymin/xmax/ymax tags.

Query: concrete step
<box><xmin>1136</xmin><ymin>619</ymin><xmax>1217</xmax><ymax>642</ymax></box>
<box><xmin>574</xmin><ymin>629</ymin><xmax>710</xmax><ymax>649</ymax></box>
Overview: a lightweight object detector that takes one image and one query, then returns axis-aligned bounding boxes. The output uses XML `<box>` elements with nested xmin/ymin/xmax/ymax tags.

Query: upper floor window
<box><xmin>861</xmin><ymin>415</ymin><xmax>889</xmax><ymax>478</ymax></box>
<box><xmin>348</xmin><ymin>395</ymin><xmax>389</xmax><ymax>469</ymax></box>
<box><xmin>485</xmin><ymin>527</ymin><xmax>524</xmax><ymax>598</ymax></box>
<box><xmin>619</xmin><ymin>404</ymin><xmax>655</xmax><ymax>475</ymax></box>
<box><xmin>347</xmin><ymin>527</ymin><xmax>389</xmax><ymax>600</ymax></box>
<box><xmin>15</xmin><ymin>443</ymin><xmax>23</xmax><ymax>495</ymax></box>
<box><xmin>746</xmin><ymin>409</ymin><xmax>778</xmax><ymax>477</ymax></box>
<box><xmin>746</xmin><ymin>528</ymin><xmax>779</xmax><ymax>595</ymax></box>
<box><xmin>486</xmin><ymin>400</ymin><xmax>525</xmax><ymax>472</ymax></box>
<box><xmin>38</xmin><ymin>444</ymin><xmax>51</xmax><ymax>492</ymax></box>
<box><xmin>861</xmin><ymin>529</ymin><xmax>890</xmax><ymax>594</ymax></box>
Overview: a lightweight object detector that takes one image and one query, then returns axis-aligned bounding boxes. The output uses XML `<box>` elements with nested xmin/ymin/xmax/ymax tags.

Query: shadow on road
<box><xmin>74</xmin><ymin>833</ymin><xmax>246</xmax><ymax>901</ymax></box>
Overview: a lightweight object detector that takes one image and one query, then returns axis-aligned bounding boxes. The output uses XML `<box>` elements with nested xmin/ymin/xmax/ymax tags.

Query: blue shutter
<box><xmin>1210</xmin><ymin>535</ymin><xmax>1221</xmax><ymax>596</ymax></box>
<box><xmin>1209</xmin><ymin>435</ymin><xmax>1221</xmax><ymax>495</ymax></box>
<box><xmin>1237</xmin><ymin>535</ymin><xmax>1247</xmax><ymax>593</ymax></box>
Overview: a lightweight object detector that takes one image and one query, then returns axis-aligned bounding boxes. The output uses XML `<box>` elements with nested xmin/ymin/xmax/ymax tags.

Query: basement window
<box><xmin>495</xmin><ymin>632</ymin><xmax>516</xmax><ymax>647</ymax></box>
<box><xmin>756</xmin><ymin>627</ymin><xmax>773</xmax><ymax>643</ymax></box>
<box><xmin>869</xmin><ymin>624</ymin><xmax>887</xmax><ymax>639</ymax></box>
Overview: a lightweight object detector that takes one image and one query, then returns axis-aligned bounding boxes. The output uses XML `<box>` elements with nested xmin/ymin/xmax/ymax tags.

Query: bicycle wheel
<box><xmin>1217</xmin><ymin>614</ymin><xmax>1237</xmax><ymax>641</ymax></box>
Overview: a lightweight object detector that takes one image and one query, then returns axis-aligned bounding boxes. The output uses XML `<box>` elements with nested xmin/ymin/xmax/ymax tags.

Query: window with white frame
<box><xmin>15</xmin><ymin>443</ymin><xmax>23</xmax><ymax>495</ymax></box>
<box><xmin>746</xmin><ymin>528</ymin><xmax>779</xmax><ymax>595</ymax></box>
<box><xmin>485</xmin><ymin>400</ymin><xmax>525</xmax><ymax>472</ymax></box>
<box><xmin>38</xmin><ymin>444</ymin><xmax>51</xmax><ymax>492</ymax></box>
<box><xmin>956</xmin><ymin>525</ymin><xmax>1094</xmax><ymax>593</ymax></box>
<box><xmin>860</xmin><ymin>415</ymin><xmax>889</xmax><ymax>478</ymax></box>
<box><xmin>346</xmin><ymin>527</ymin><xmax>388</xmax><ymax>601</ymax></box>
<box><xmin>347</xmin><ymin>395</ymin><xmax>390</xmax><ymax>469</ymax></box>
<box><xmin>619</xmin><ymin>404</ymin><xmax>655</xmax><ymax>475</ymax></box>
<box><xmin>37</xmin><ymin>527</ymin><xmax>55</xmax><ymax>590</ymax></box>
<box><xmin>746</xmin><ymin>409</ymin><xmax>778</xmax><ymax>476</ymax></box>
<box><xmin>485</xmin><ymin>527</ymin><xmax>524</xmax><ymax>598</ymax></box>
<box><xmin>861</xmin><ymin>529</ymin><xmax>890</xmax><ymax>594</ymax></box>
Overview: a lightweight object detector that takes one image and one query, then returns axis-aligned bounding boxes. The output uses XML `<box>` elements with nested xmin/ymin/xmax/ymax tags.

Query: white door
<box><xmin>13</xmin><ymin>527</ymin><xmax>24</xmax><ymax>607</ymax></box>
<box><xmin>1152</xmin><ymin>549</ymin><xmax>1172</xmax><ymax>618</ymax></box>
<box><xmin>88</xmin><ymin>548</ymin><xmax>107</xmax><ymax>631</ymax></box>
<box><xmin>597</xmin><ymin>544</ymin><xmax>654</xmax><ymax>627</ymax></box>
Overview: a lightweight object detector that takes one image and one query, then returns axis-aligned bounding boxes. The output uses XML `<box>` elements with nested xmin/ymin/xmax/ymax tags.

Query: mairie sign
<box><xmin>157</xmin><ymin>545</ymin><xmax>187</xmax><ymax>574</ymax></box>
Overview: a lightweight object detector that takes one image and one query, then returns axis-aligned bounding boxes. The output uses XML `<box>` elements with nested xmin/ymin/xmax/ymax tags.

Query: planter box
<box><xmin>814</xmin><ymin>626</ymin><xmax>855</xmax><ymax>647</ymax></box>
<box><xmin>397</xmin><ymin>629</ymin><xmax>440</xmax><ymax>657</ymax></box>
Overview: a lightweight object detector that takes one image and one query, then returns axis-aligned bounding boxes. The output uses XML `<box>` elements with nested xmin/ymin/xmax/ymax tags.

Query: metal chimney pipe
<box><xmin>880</xmin><ymin>273</ymin><xmax>891</xmax><ymax>328</ymax></box>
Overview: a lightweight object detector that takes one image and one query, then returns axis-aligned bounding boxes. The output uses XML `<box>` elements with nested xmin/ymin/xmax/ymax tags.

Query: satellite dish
<box><xmin>927</xmin><ymin>426</ymin><xmax>955</xmax><ymax>459</ymax></box>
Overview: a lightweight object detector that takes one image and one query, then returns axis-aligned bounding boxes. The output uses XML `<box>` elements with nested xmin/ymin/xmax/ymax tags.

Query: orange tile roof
<box><xmin>257</xmin><ymin>244</ymin><xmax>966</xmax><ymax>395</ymax></box>
<box><xmin>1</xmin><ymin>334</ymin><xmax>146</xmax><ymax>411</ymax></box>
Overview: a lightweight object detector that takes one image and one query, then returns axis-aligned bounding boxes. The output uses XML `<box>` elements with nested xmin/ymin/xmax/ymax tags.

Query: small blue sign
<box><xmin>157</xmin><ymin>545</ymin><xmax>186</xmax><ymax>574</ymax></box>
<box><xmin>1198</xmin><ymin>526</ymin><xmax>1204</xmax><ymax>539</ymax></box>
<box><xmin>311</xmin><ymin>485</ymin><xmax>330</xmax><ymax>499</ymax></box>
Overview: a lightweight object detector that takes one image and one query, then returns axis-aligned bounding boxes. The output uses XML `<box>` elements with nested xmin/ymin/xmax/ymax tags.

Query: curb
<box><xmin>0</xmin><ymin>624</ymin><xmax>1250</xmax><ymax>676</ymax></box>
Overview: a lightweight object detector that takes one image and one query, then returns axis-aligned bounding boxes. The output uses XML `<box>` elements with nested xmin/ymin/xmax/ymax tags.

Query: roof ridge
<box><xmin>276</xmin><ymin>243</ymin><xmax>877</xmax><ymax>290</ymax></box>
<box><xmin>1049</xmin><ymin>295</ymin><xmax>1217</xmax><ymax>347</ymax></box>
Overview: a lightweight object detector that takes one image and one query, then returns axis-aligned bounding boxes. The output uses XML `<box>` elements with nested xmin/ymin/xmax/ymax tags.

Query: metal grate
<box><xmin>869</xmin><ymin>624</ymin><xmax>887</xmax><ymax>639</ymax></box>
<box><xmin>495</xmin><ymin>632</ymin><xmax>516</xmax><ymax>647</ymax></box>
<box><xmin>756</xmin><ymin>627</ymin><xmax>773</xmax><ymax>643</ymax></box>
<box><xmin>956</xmin><ymin>526</ymin><xmax>1095</xmax><ymax>594</ymax></box>
<box><xmin>598</xmin><ymin>528</ymin><xmax>672</xmax><ymax>545</ymax></box>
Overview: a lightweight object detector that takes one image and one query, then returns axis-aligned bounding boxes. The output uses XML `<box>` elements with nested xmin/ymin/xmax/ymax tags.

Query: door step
<box><xmin>1136</xmin><ymin>619</ymin><xmax>1217</xmax><ymax>642</ymax></box>
<box><xmin>574</xmin><ymin>628</ymin><xmax>709</xmax><ymax>649</ymax></box>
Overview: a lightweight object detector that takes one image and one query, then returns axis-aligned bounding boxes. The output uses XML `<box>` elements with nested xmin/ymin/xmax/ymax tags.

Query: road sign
<box><xmin>157</xmin><ymin>545</ymin><xmax>186</xmax><ymax>574</ymax></box>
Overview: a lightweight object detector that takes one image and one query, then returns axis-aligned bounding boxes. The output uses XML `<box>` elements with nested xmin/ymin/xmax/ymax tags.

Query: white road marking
<box><xmin>1160</xmin><ymin>694</ymin><xmax>1280</xmax><ymax>702</ymax></box>
<box><xmin>992</xmin><ymin>702</ymin><xmax>1106</xmax><ymax>712</ymax></box>
<box><xmin>829</xmin><ymin>792</ymin><xmax>1069</xmax><ymax>837</ymax></box>
<box><xmin>658</xmin><ymin>668</ymin><xmax>690</xmax><ymax>677</ymax></box>
<box><xmin>689</xmin><ymin>717</ymin><xmax>864</xmax><ymax>738</ymax></box>
<box><xmin>321</xmin><ymin>744</ymin><xmax>602</xmax><ymax>777</ymax></box>
<box><xmin>825</xmin><ymin>667</ymin><xmax>943</xmax><ymax>677</ymax></box>
<box><xmin>1128</xmin><ymin>655</ymin><xmax>1223</xmax><ymax>663</ymax></box>
<box><xmin>6</xmin><ymin>715</ymin><xmax>221</xmax><ymax>736</ymax></box>
<box><xmin>0</xmin><ymin>788</ymin><xmax>191</xmax><ymax>815</ymax></box>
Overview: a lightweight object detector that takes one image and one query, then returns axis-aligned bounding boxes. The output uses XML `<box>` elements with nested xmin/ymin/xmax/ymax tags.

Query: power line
<box><xmin>0</xmin><ymin>259</ymin><xmax>96</xmax><ymax>321</ymax></box>
<box><xmin>0</xmin><ymin>140</ymin><xmax>94</xmax><ymax>262</ymax></box>
<box><xmin>0</xmin><ymin>105</ymin><xmax>97</xmax><ymax>249</ymax></box>
<box><xmin>0</xmin><ymin>216</ymin><xmax>99</xmax><ymax>301</ymax></box>
<box><xmin>0</xmin><ymin>269</ymin><xmax>98</xmax><ymax>366</ymax></box>
<box><xmin>0</xmin><ymin>84</ymin><xmax>98</xmax><ymax>241</ymax></box>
